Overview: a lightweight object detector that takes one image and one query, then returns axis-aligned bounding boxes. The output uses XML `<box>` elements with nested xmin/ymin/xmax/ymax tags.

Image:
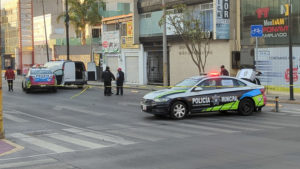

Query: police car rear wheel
<box><xmin>170</xmin><ymin>102</ymin><xmax>187</xmax><ymax>119</ymax></box>
<box><xmin>238</xmin><ymin>98</ymin><xmax>254</xmax><ymax>116</ymax></box>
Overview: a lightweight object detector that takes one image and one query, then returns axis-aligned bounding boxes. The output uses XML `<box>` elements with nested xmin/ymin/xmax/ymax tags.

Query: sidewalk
<box><xmin>87</xmin><ymin>81</ymin><xmax>300</xmax><ymax>104</ymax></box>
<box><xmin>0</xmin><ymin>139</ymin><xmax>22</xmax><ymax>157</ymax></box>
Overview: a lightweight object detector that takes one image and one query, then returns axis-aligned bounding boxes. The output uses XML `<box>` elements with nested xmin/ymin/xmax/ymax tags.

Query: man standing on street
<box><xmin>5</xmin><ymin>66</ymin><xmax>15</xmax><ymax>92</ymax></box>
<box><xmin>102</xmin><ymin>66</ymin><xmax>115</xmax><ymax>96</ymax></box>
<box><xmin>220</xmin><ymin>65</ymin><xmax>229</xmax><ymax>76</ymax></box>
<box><xmin>116</xmin><ymin>68</ymin><xmax>124</xmax><ymax>96</ymax></box>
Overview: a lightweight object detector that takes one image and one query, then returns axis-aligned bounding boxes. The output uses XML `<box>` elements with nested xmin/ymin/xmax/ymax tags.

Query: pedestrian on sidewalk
<box><xmin>102</xmin><ymin>66</ymin><xmax>115</xmax><ymax>96</ymax></box>
<box><xmin>220</xmin><ymin>65</ymin><xmax>229</xmax><ymax>76</ymax></box>
<box><xmin>116</xmin><ymin>68</ymin><xmax>124</xmax><ymax>96</ymax></box>
<box><xmin>5</xmin><ymin>66</ymin><xmax>15</xmax><ymax>92</ymax></box>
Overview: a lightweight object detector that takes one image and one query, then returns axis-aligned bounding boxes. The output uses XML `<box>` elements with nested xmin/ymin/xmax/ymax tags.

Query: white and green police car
<box><xmin>141</xmin><ymin>74</ymin><xmax>266</xmax><ymax>119</ymax></box>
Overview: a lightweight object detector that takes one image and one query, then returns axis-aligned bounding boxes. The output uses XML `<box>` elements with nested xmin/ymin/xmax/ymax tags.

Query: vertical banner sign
<box><xmin>213</xmin><ymin>0</ymin><xmax>230</xmax><ymax>39</ymax></box>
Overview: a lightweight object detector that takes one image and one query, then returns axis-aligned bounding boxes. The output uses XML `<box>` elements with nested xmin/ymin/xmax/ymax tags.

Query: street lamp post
<box><xmin>65</xmin><ymin>0</ymin><xmax>70</xmax><ymax>60</ymax></box>
<box><xmin>288</xmin><ymin>0</ymin><xmax>294</xmax><ymax>100</ymax></box>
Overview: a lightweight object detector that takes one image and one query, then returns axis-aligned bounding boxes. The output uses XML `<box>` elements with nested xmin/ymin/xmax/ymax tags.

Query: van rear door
<box><xmin>64</xmin><ymin>62</ymin><xmax>76</xmax><ymax>82</ymax></box>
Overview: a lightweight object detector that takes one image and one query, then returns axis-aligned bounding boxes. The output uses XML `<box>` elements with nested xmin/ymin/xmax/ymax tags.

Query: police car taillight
<box><xmin>260</xmin><ymin>88</ymin><xmax>267</xmax><ymax>103</ymax></box>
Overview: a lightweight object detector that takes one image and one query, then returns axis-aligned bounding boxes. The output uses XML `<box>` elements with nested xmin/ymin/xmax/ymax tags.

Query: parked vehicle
<box><xmin>237</xmin><ymin>68</ymin><xmax>261</xmax><ymax>85</ymax></box>
<box><xmin>141</xmin><ymin>73</ymin><xmax>266</xmax><ymax>119</ymax></box>
<box><xmin>22</xmin><ymin>67</ymin><xmax>57</xmax><ymax>93</ymax></box>
<box><xmin>44</xmin><ymin>60</ymin><xmax>87</xmax><ymax>88</ymax></box>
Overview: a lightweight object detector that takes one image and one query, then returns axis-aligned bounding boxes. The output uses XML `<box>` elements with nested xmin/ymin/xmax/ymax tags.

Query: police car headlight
<box><xmin>154</xmin><ymin>98</ymin><xmax>170</xmax><ymax>103</ymax></box>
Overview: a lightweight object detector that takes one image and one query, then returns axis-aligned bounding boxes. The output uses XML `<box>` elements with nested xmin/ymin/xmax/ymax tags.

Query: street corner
<box><xmin>0</xmin><ymin>139</ymin><xmax>24</xmax><ymax>157</ymax></box>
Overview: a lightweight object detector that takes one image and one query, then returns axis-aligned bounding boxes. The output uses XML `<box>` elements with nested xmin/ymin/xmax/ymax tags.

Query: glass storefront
<box><xmin>241</xmin><ymin>0</ymin><xmax>300</xmax><ymax>46</ymax></box>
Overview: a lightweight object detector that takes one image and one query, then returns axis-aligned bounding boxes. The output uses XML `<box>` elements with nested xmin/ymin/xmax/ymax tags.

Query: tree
<box><xmin>57</xmin><ymin>0</ymin><xmax>104</xmax><ymax>45</ymax></box>
<box><xmin>160</xmin><ymin>4</ymin><xmax>211</xmax><ymax>75</ymax></box>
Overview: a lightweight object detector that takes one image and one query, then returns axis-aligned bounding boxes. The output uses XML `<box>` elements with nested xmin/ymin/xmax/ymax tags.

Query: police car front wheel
<box><xmin>170</xmin><ymin>101</ymin><xmax>187</xmax><ymax>120</ymax></box>
<box><xmin>238</xmin><ymin>98</ymin><xmax>254</xmax><ymax>116</ymax></box>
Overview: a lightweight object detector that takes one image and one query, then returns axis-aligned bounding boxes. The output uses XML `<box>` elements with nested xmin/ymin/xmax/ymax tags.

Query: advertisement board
<box><xmin>255</xmin><ymin>47</ymin><xmax>300</xmax><ymax>89</ymax></box>
<box><xmin>102</xmin><ymin>31</ymin><xmax>120</xmax><ymax>53</ymax></box>
<box><xmin>213</xmin><ymin>0</ymin><xmax>230</xmax><ymax>39</ymax></box>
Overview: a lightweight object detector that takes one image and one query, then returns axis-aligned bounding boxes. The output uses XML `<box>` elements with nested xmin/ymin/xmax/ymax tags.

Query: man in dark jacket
<box><xmin>116</xmin><ymin>68</ymin><xmax>125</xmax><ymax>96</ymax></box>
<box><xmin>220</xmin><ymin>65</ymin><xmax>229</xmax><ymax>76</ymax></box>
<box><xmin>102</xmin><ymin>66</ymin><xmax>115</xmax><ymax>96</ymax></box>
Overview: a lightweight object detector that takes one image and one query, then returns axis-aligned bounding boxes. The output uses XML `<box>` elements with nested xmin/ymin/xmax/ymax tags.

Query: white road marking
<box><xmin>63</xmin><ymin>128</ymin><xmax>136</xmax><ymax>145</ymax></box>
<box><xmin>172</xmin><ymin>122</ymin><xmax>239</xmax><ymax>133</ymax></box>
<box><xmin>0</xmin><ymin>158</ymin><xmax>57</xmax><ymax>169</ymax></box>
<box><xmin>136</xmin><ymin>122</ymin><xmax>215</xmax><ymax>136</ymax></box>
<box><xmin>198</xmin><ymin>121</ymin><xmax>261</xmax><ymax>132</ymax></box>
<box><xmin>10</xmin><ymin>133</ymin><xmax>73</xmax><ymax>153</ymax></box>
<box><xmin>107</xmin><ymin>127</ymin><xmax>163</xmax><ymax>142</ymax></box>
<box><xmin>3</xmin><ymin>113</ymin><xmax>29</xmax><ymax>123</ymax></box>
<box><xmin>53</xmin><ymin>105</ymin><xmax>104</xmax><ymax>117</ymax></box>
<box><xmin>219</xmin><ymin>119</ymin><xmax>282</xmax><ymax>129</ymax></box>
<box><xmin>47</xmin><ymin>133</ymin><xmax>107</xmax><ymax>149</ymax></box>
<box><xmin>225</xmin><ymin>118</ymin><xmax>300</xmax><ymax>128</ymax></box>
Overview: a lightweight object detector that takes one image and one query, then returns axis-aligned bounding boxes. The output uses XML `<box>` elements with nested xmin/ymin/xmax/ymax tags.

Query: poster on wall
<box><xmin>102</xmin><ymin>31</ymin><xmax>120</xmax><ymax>53</ymax></box>
<box><xmin>255</xmin><ymin>47</ymin><xmax>300</xmax><ymax>88</ymax></box>
<box><xmin>213</xmin><ymin>0</ymin><xmax>230</xmax><ymax>39</ymax></box>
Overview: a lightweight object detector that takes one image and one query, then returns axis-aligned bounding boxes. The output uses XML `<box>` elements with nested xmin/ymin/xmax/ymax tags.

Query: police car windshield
<box><xmin>31</xmin><ymin>69</ymin><xmax>52</xmax><ymax>75</ymax></box>
<box><xmin>172</xmin><ymin>78</ymin><xmax>201</xmax><ymax>90</ymax></box>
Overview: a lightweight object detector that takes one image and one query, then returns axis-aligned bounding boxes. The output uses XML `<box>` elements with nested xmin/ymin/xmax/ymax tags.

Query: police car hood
<box><xmin>143</xmin><ymin>88</ymin><xmax>187</xmax><ymax>100</ymax></box>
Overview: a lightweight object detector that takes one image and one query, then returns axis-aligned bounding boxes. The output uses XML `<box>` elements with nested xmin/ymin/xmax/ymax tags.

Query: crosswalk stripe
<box><xmin>10</xmin><ymin>133</ymin><xmax>73</xmax><ymax>153</ymax></box>
<box><xmin>62</xmin><ymin>128</ymin><xmax>136</xmax><ymax>145</ymax></box>
<box><xmin>197</xmin><ymin>121</ymin><xmax>261</xmax><ymax>132</ymax></box>
<box><xmin>47</xmin><ymin>133</ymin><xmax>107</xmax><ymax>149</ymax></box>
<box><xmin>0</xmin><ymin>158</ymin><xmax>57</xmax><ymax>169</ymax></box>
<box><xmin>218</xmin><ymin>119</ymin><xmax>282</xmax><ymax>129</ymax></box>
<box><xmin>107</xmin><ymin>128</ymin><xmax>162</xmax><ymax>142</ymax></box>
<box><xmin>112</xmin><ymin>123</ymin><xmax>182</xmax><ymax>139</ymax></box>
<box><xmin>225</xmin><ymin>118</ymin><xmax>300</xmax><ymax>128</ymax></box>
<box><xmin>136</xmin><ymin>122</ymin><xmax>215</xmax><ymax>136</ymax></box>
<box><xmin>4</xmin><ymin>114</ymin><xmax>29</xmax><ymax>123</ymax></box>
<box><xmin>174</xmin><ymin>122</ymin><xmax>239</xmax><ymax>133</ymax></box>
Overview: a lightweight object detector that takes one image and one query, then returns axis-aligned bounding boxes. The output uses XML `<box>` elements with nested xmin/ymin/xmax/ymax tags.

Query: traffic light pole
<box><xmin>288</xmin><ymin>0</ymin><xmax>294</xmax><ymax>100</ymax></box>
<box><xmin>0</xmin><ymin>55</ymin><xmax>4</xmax><ymax>139</ymax></box>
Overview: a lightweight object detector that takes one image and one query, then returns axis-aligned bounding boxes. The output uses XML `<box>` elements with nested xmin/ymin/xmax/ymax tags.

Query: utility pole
<box><xmin>0</xmin><ymin>1</ymin><xmax>4</xmax><ymax>139</ymax></box>
<box><xmin>42</xmin><ymin>0</ymin><xmax>50</xmax><ymax>62</ymax></box>
<box><xmin>162</xmin><ymin>0</ymin><xmax>168</xmax><ymax>86</ymax></box>
<box><xmin>288</xmin><ymin>0</ymin><xmax>294</xmax><ymax>100</ymax></box>
<box><xmin>65</xmin><ymin>0</ymin><xmax>70</xmax><ymax>60</ymax></box>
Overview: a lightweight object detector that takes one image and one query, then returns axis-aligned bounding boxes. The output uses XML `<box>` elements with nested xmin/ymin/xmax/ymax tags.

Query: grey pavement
<box><xmin>0</xmin><ymin>78</ymin><xmax>300</xmax><ymax>168</ymax></box>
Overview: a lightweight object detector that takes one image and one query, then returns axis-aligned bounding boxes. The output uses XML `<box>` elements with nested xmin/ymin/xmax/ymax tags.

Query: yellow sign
<box><xmin>127</xmin><ymin>21</ymin><xmax>133</xmax><ymax>37</ymax></box>
<box><xmin>121</xmin><ymin>36</ymin><xmax>139</xmax><ymax>49</ymax></box>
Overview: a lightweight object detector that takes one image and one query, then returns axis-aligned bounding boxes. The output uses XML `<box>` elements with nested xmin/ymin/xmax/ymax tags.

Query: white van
<box><xmin>44</xmin><ymin>60</ymin><xmax>87</xmax><ymax>88</ymax></box>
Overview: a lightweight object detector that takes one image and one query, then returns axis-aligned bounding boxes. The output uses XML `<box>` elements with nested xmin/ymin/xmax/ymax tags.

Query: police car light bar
<box><xmin>208</xmin><ymin>71</ymin><xmax>220</xmax><ymax>77</ymax></box>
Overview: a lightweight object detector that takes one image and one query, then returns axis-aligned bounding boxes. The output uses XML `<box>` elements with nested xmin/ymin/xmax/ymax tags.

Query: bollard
<box><xmin>275</xmin><ymin>96</ymin><xmax>279</xmax><ymax>112</ymax></box>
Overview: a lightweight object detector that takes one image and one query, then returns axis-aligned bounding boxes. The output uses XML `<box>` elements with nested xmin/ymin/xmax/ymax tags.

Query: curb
<box><xmin>87</xmin><ymin>83</ymin><xmax>160</xmax><ymax>91</ymax></box>
<box><xmin>267</xmin><ymin>98</ymin><xmax>300</xmax><ymax>105</ymax></box>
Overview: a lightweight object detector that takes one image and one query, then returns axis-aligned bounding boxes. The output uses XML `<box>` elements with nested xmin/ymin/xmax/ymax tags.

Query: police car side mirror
<box><xmin>194</xmin><ymin>87</ymin><xmax>203</xmax><ymax>92</ymax></box>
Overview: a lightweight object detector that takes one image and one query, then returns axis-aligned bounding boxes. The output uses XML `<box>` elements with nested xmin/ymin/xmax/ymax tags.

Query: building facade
<box><xmin>136</xmin><ymin>0</ymin><xmax>241</xmax><ymax>85</ymax></box>
<box><xmin>1</xmin><ymin>0</ymin><xmax>34</xmax><ymax>73</ymax></box>
<box><xmin>240</xmin><ymin>0</ymin><xmax>300</xmax><ymax>92</ymax></box>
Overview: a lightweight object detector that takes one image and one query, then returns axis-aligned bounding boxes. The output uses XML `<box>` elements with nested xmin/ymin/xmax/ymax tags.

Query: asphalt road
<box><xmin>1</xmin><ymin>79</ymin><xmax>300</xmax><ymax>169</ymax></box>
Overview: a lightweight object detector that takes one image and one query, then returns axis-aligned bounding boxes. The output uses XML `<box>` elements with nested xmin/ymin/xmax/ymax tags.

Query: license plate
<box><xmin>142</xmin><ymin>105</ymin><xmax>147</xmax><ymax>111</ymax></box>
<box><xmin>40</xmin><ymin>85</ymin><xmax>46</xmax><ymax>87</ymax></box>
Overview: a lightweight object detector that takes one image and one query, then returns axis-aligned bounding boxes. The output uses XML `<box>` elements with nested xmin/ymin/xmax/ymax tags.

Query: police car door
<box><xmin>190</xmin><ymin>78</ymin><xmax>223</xmax><ymax>113</ymax></box>
<box><xmin>215</xmin><ymin>78</ymin><xmax>248</xmax><ymax>111</ymax></box>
